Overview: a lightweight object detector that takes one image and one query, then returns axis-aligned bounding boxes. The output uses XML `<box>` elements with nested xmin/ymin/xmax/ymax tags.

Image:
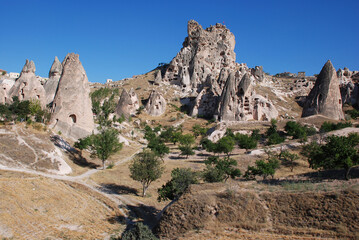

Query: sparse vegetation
<box><xmin>121</xmin><ymin>222</ymin><xmax>158</xmax><ymax>240</ymax></box>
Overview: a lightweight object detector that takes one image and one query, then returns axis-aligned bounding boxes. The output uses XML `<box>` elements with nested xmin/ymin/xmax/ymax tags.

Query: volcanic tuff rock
<box><xmin>145</xmin><ymin>90</ymin><xmax>166</xmax><ymax>116</ymax></box>
<box><xmin>7</xmin><ymin>60</ymin><xmax>46</xmax><ymax>107</ymax></box>
<box><xmin>115</xmin><ymin>88</ymin><xmax>139</xmax><ymax>119</ymax></box>
<box><xmin>49</xmin><ymin>53</ymin><xmax>94</xmax><ymax>140</ymax></box>
<box><xmin>154</xmin><ymin>70</ymin><xmax>162</xmax><ymax>85</ymax></box>
<box><xmin>0</xmin><ymin>79</ymin><xmax>15</xmax><ymax>104</ymax></box>
<box><xmin>44</xmin><ymin>56</ymin><xmax>63</xmax><ymax>105</ymax></box>
<box><xmin>302</xmin><ymin>60</ymin><xmax>344</xmax><ymax>120</ymax></box>
<box><xmin>163</xmin><ymin>20</ymin><xmax>237</xmax><ymax>92</ymax></box>
<box><xmin>337</xmin><ymin>67</ymin><xmax>359</xmax><ymax>105</ymax></box>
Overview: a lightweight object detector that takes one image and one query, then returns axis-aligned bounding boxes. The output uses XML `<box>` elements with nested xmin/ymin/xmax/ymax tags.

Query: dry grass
<box><xmin>0</xmin><ymin>172</ymin><xmax>125</xmax><ymax>239</ymax></box>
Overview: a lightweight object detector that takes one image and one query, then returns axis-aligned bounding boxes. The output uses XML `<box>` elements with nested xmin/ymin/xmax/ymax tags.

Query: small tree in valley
<box><xmin>129</xmin><ymin>149</ymin><xmax>164</xmax><ymax>196</ymax></box>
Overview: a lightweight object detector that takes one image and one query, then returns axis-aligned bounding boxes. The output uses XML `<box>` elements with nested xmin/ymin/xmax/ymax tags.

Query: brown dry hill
<box><xmin>155</xmin><ymin>183</ymin><xmax>359</xmax><ymax>240</ymax></box>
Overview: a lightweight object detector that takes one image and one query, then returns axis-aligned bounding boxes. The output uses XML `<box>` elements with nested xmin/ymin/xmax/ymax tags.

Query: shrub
<box><xmin>235</xmin><ymin>133</ymin><xmax>258</xmax><ymax>153</ymax></box>
<box><xmin>266</xmin><ymin>119</ymin><xmax>285</xmax><ymax>145</ymax></box>
<box><xmin>320</xmin><ymin>121</ymin><xmax>352</xmax><ymax>133</ymax></box>
<box><xmin>121</xmin><ymin>222</ymin><xmax>158</xmax><ymax>240</ymax></box>
<box><xmin>346</xmin><ymin>109</ymin><xmax>359</xmax><ymax>119</ymax></box>
<box><xmin>158</xmin><ymin>168</ymin><xmax>198</xmax><ymax>201</ymax></box>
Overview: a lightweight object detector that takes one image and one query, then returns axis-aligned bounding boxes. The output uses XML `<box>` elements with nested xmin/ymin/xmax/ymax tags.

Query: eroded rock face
<box><xmin>163</xmin><ymin>20</ymin><xmax>237</xmax><ymax>92</ymax></box>
<box><xmin>302</xmin><ymin>60</ymin><xmax>344</xmax><ymax>120</ymax></box>
<box><xmin>49</xmin><ymin>53</ymin><xmax>94</xmax><ymax>140</ymax></box>
<box><xmin>217</xmin><ymin>72</ymin><xmax>278</xmax><ymax>121</ymax></box>
<box><xmin>337</xmin><ymin>68</ymin><xmax>359</xmax><ymax>105</ymax></box>
<box><xmin>115</xmin><ymin>88</ymin><xmax>139</xmax><ymax>118</ymax></box>
<box><xmin>145</xmin><ymin>90</ymin><xmax>166</xmax><ymax>116</ymax></box>
<box><xmin>44</xmin><ymin>56</ymin><xmax>63</xmax><ymax>105</ymax></box>
<box><xmin>7</xmin><ymin>60</ymin><xmax>46</xmax><ymax>107</ymax></box>
<box><xmin>0</xmin><ymin>79</ymin><xmax>15</xmax><ymax>104</ymax></box>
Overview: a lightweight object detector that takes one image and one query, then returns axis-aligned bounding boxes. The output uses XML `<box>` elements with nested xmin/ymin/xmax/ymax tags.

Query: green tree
<box><xmin>77</xmin><ymin>128</ymin><xmax>122</xmax><ymax>169</ymax></box>
<box><xmin>147</xmin><ymin>136</ymin><xmax>169</xmax><ymax>160</ymax></box>
<box><xmin>178</xmin><ymin>144</ymin><xmax>195</xmax><ymax>158</ymax></box>
<box><xmin>203</xmin><ymin>156</ymin><xmax>241</xmax><ymax>182</ymax></box>
<box><xmin>129</xmin><ymin>149</ymin><xmax>164</xmax><ymax>197</ymax></box>
<box><xmin>179</xmin><ymin>133</ymin><xmax>195</xmax><ymax>146</ymax></box>
<box><xmin>266</xmin><ymin>119</ymin><xmax>285</xmax><ymax>145</ymax></box>
<box><xmin>302</xmin><ymin>133</ymin><xmax>359</xmax><ymax>179</ymax></box>
<box><xmin>215</xmin><ymin>136</ymin><xmax>235</xmax><ymax>157</ymax></box>
<box><xmin>157</xmin><ymin>168</ymin><xmax>198</xmax><ymax>201</ymax></box>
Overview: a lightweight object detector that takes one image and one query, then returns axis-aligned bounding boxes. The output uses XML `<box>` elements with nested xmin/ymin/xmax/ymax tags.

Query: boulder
<box><xmin>251</xmin><ymin>66</ymin><xmax>265</xmax><ymax>81</ymax></box>
<box><xmin>302</xmin><ymin>60</ymin><xmax>344</xmax><ymax>120</ymax></box>
<box><xmin>7</xmin><ymin>60</ymin><xmax>46</xmax><ymax>107</ymax></box>
<box><xmin>115</xmin><ymin>88</ymin><xmax>139</xmax><ymax>119</ymax></box>
<box><xmin>49</xmin><ymin>53</ymin><xmax>95</xmax><ymax>140</ymax></box>
<box><xmin>145</xmin><ymin>90</ymin><xmax>166</xmax><ymax>116</ymax></box>
<box><xmin>44</xmin><ymin>56</ymin><xmax>63</xmax><ymax>105</ymax></box>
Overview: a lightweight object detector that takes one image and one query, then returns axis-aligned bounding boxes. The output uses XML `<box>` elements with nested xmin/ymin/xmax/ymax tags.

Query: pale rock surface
<box><xmin>154</xmin><ymin>70</ymin><xmax>162</xmax><ymax>85</ymax></box>
<box><xmin>44</xmin><ymin>56</ymin><xmax>63</xmax><ymax>105</ymax></box>
<box><xmin>49</xmin><ymin>53</ymin><xmax>94</xmax><ymax>140</ymax></box>
<box><xmin>145</xmin><ymin>90</ymin><xmax>166</xmax><ymax>116</ymax></box>
<box><xmin>115</xmin><ymin>88</ymin><xmax>139</xmax><ymax>119</ymax></box>
<box><xmin>163</xmin><ymin>20</ymin><xmax>237</xmax><ymax>92</ymax></box>
<box><xmin>302</xmin><ymin>60</ymin><xmax>344</xmax><ymax>120</ymax></box>
<box><xmin>7</xmin><ymin>60</ymin><xmax>46</xmax><ymax>107</ymax></box>
<box><xmin>0</xmin><ymin>79</ymin><xmax>15</xmax><ymax>104</ymax></box>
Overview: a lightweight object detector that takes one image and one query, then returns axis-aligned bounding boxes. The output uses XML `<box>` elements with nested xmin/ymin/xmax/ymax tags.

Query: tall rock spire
<box><xmin>49</xmin><ymin>53</ymin><xmax>94</xmax><ymax>140</ymax></box>
<box><xmin>44</xmin><ymin>56</ymin><xmax>63</xmax><ymax>105</ymax></box>
<box><xmin>302</xmin><ymin>60</ymin><xmax>344</xmax><ymax>120</ymax></box>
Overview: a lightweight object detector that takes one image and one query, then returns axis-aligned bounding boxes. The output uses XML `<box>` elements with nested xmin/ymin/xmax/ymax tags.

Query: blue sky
<box><xmin>1</xmin><ymin>0</ymin><xmax>358</xmax><ymax>83</ymax></box>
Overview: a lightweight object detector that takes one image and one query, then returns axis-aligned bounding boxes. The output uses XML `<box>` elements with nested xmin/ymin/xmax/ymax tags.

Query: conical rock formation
<box><xmin>115</xmin><ymin>88</ymin><xmax>139</xmax><ymax>119</ymax></box>
<box><xmin>145</xmin><ymin>90</ymin><xmax>166</xmax><ymax>116</ymax></box>
<box><xmin>302</xmin><ymin>60</ymin><xmax>344</xmax><ymax>120</ymax></box>
<box><xmin>154</xmin><ymin>70</ymin><xmax>162</xmax><ymax>85</ymax></box>
<box><xmin>218</xmin><ymin>72</ymin><xmax>238</xmax><ymax>121</ymax></box>
<box><xmin>49</xmin><ymin>53</ymin><xmax>94</xmax><ymax>140</ymax></box>
<box><xmin>44</xmin><ymin>56</ymin><xmax>63</xmax><ymax>105</ymax></box>
<box><xmin>8</xmin><ymin>60</ymin><xmax>46</xmax><ymax>107</ymax></box>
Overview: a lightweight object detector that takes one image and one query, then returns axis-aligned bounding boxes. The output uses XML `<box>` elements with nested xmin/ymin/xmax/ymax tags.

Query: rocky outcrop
<box><xmin>49</xmin><ymin>53</ymin><xmax>94</xmax><ymax>140</ymax></box>
<box><xmin>145</xmin><ymin>90</ymin><xmax>166</xmax><ymax>116</ymax></box>
<box><xmin>302</xmin><ymin>60</ymin><xmax>344</xmax><ymax>120</ymax></box>
<box><xmin>163</xmin><ymin>20</ymin><xmax>237</xmax><ymax>93</ymax></box>
<box><xmin>44</xmin><ymin>56</ymin><xmax>63</xmax><ymax>105</ymax></box>
<box><xmin>115</xmin><ymin>88</ymin><xmax>139</xmax><ymax>119</ymax></box>
<box><xmin>7</xmin><ymin>60</ymin><xmax>46</xmax><ymax>107</ymax></box>
<box><xmin>337</xmin><ymin>67</ymin><xmax>359</xmax><ymax>105</ymax></box>
<box><xmin>251</xmin><ymin>66</ymin><xmax>265</xmax><ymax>81</ymax></box>
<box><xmin>217</xmin><ymin>72</ymin><xmax>278</xmax><ymax>121</ymax></box>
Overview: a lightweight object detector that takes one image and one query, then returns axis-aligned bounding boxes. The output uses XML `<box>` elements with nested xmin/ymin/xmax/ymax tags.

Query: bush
<box><xmin>284</xmin><ymin>121</ymin><xmax>317</xmax><ymax>142</ymax></box>
<box><xmin>266</xmin><ymin>119</ymin><xmax>285</xmax><ymax>145</ymax></box>
<box><xmin>121</xmin><ymin>222</ymin><xmax>158</xmax><ymax>240</ymax></box>
<box><xmin>320</xmin><ymin>121</ymin><xmax>352</xmax><ymax>133</ymax></box>
<box><xmin>346</xmin><ymin>109</ymin><xmax>359</xmax><ymax>119</ymax></box>
<box><xmin>157</xmin><ymin>168</ymin><xmax>198</xmax><ymax>201</ymax></box>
